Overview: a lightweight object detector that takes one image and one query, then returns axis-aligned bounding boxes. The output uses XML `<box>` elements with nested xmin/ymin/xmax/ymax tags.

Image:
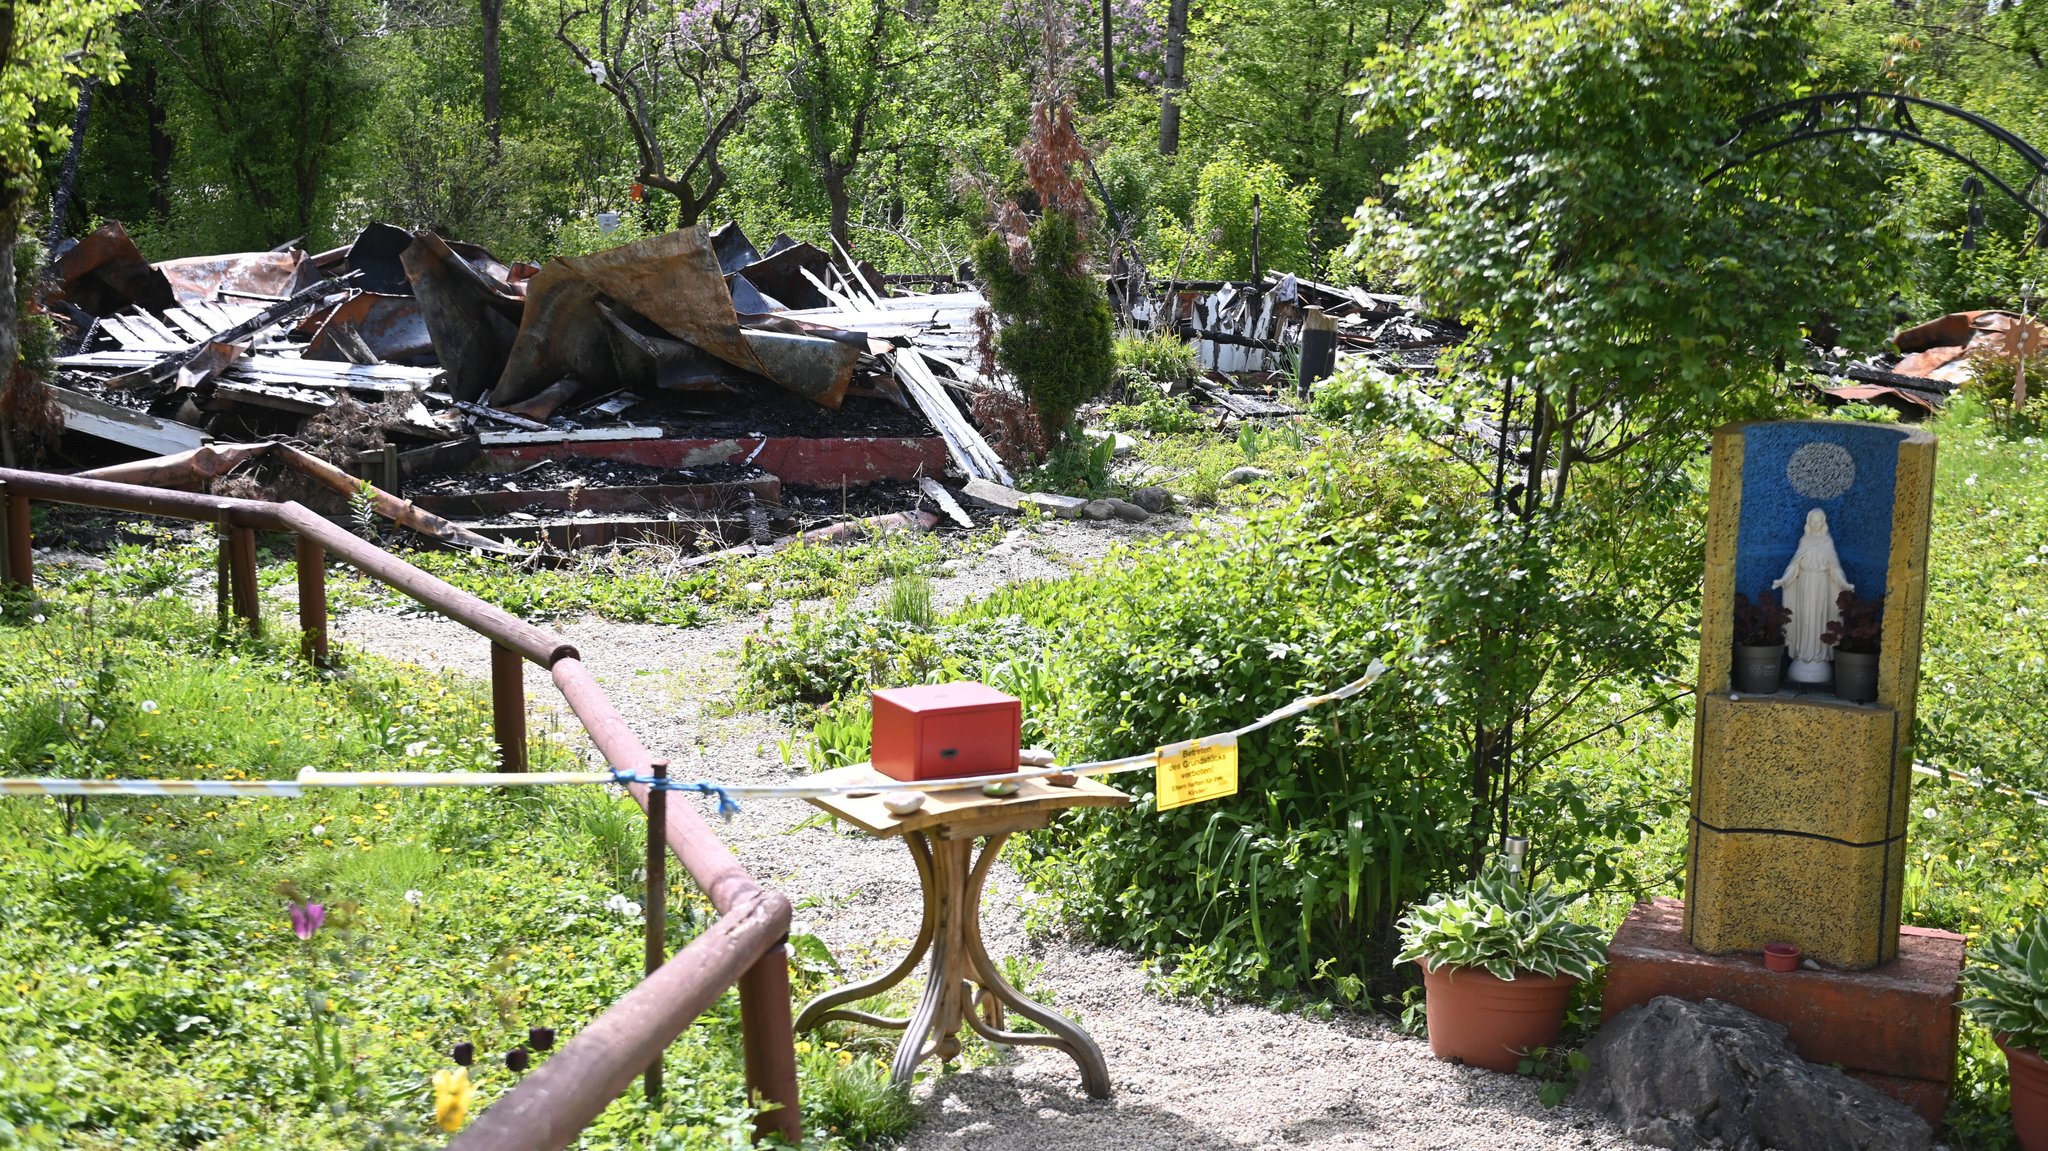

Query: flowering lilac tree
<box><xmin>556</xmin><ymin>0</ymin><xmax>776</xmax><ymax>225</ymax></box>
<box><xmin>996</xmin><ymin>0</ymin><xmax>1161</xmax><ymax>103</ymax></box>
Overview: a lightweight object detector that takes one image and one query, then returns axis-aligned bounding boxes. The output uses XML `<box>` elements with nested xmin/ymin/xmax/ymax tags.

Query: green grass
<box><xmin>0</xmin><ymin>579</ymin><xmax>910</xmax><ymax>1148</ymax></box>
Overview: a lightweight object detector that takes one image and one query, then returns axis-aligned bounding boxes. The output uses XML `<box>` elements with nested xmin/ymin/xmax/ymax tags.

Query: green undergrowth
<box><xmin>321</xmin><ymin>532</ymin><xmax>979</xmax><ymax>628</ymax></box>
<box><xmin>0</xmin><ymin>589</ymin><xmax>906</xmax><ymax>1149</ymax></box>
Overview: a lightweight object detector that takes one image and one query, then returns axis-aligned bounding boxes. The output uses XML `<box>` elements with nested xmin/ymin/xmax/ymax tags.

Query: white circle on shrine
<box><xmin>1787</xmin><ymin>442</ymin><xmax>1856</xmax><ymax>500</ymax></box>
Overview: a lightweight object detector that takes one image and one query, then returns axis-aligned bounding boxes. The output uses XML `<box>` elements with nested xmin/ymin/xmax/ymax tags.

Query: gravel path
<box><xmin>331</xmin><ymin>516</ymin><xmax>1636</xmax><ymax>1150</ymax></box>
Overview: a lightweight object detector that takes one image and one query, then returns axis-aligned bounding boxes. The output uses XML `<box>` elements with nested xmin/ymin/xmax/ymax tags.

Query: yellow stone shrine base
<box><xmin>1687</xmin><ymin>694</ymin><xmax>1911</xmax><ymax>970</ymax></box>
<box><xmin>1687</xmin><ymin>829</ymin><xmax>1907</xmax><ymax>969</ymax></box>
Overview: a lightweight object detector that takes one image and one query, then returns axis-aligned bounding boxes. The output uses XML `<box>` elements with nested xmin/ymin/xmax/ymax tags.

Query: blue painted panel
<box><xmin>1735</xmin><ymin>422</ymin><xmax>1904</xmax><ymax>607</ymax></box>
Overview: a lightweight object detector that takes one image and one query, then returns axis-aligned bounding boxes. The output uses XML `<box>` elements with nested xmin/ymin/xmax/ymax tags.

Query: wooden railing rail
<box><xmin>0</xmin><ymin>467</ymin><xmax>802</xmax><ymax>1147</ymax></box>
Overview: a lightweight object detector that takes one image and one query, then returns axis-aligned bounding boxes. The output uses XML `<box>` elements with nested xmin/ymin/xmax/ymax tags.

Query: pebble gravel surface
<box><xmin>332</xmin><ymin>516</ymin><xmax>1637</xmax><ymax>1150</ymax></box>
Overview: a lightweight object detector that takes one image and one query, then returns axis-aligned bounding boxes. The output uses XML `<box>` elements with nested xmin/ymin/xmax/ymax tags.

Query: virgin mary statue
<box><xmin>1772</xmin><ymin>508</ymin><xmax>1855</xmax><ymax>684</ymax></box>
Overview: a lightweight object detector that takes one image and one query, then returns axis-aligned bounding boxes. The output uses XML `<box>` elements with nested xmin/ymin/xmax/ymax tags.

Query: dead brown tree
<box><xmin>556</xmin><ymin>0</ymin><xmax>775</xmax><ymax>226</ymax></box>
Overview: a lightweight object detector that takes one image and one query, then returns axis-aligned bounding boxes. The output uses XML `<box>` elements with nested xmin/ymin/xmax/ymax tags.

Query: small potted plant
<box><xmin>1732</xmin><ymin>591</ymin><xmax>1792</xmax><ymax>693</ymax></box>
<box><xmin>1961</xmin><ymin>917</ymin><xmax>2048</xmax><ymax>1151</ymax></box>
<box><xmin>1822</xmin><ymin>589</ymin><xmax>1884</xmax><ymax>703</ymax></box>
<box><xmin>1394</xmin><ymin>863</ymin><xmax>1608</xmax><ymax>1073</ymax></box>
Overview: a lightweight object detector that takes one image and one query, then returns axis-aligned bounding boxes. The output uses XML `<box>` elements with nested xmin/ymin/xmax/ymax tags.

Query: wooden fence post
<box><xmin>644</xmin><ymin>758</ymin><xmax>669</xmax><ymax>1105</ymax></box>
<box><xmin>1</xmin><ymin>487</ymin><xmax>29</xmax><ymax>591</ymax></box>
<box><xmin>739</xmin><ymin>942</ymin><xmax>803</xmax><ymax>1144</ymax></box>
<box><xmin>296</xmin><ymin>535</ymin><xmax>327</xmax><ymax>665</ymax></box>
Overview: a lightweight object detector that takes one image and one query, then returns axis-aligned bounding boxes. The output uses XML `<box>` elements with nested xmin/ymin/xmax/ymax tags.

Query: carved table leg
<box><xmin>796</xmin><ymin>832</ymin><xmax>938</xmax><ymax>1032</ymax></box>
<box><xmin>958</xmin><ymin>832</ymin><xmax>1113</xmax><ymax>1098</ymax></box>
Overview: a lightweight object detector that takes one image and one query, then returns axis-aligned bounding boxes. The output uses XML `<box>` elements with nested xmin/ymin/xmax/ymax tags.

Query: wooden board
<box><xmin>804</xmin><ymin>762</ymin><xmax>1129</xmax><ymax>839</ymax></box>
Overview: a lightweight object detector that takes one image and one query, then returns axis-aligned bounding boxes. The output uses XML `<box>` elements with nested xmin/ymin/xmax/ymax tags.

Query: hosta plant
<box><xmin>1395</xmin><ymin>865</ymin><xmax>1608</xmax><ymax>981</ymax></box>
<box><xmin>1961</xmin><ymin>915</ymin><xmax>2048</xmax><ymax>1052</ymax></box>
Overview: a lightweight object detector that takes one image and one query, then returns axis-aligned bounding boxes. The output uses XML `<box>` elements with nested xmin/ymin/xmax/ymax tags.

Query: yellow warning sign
<box><xmin>1155</xmin><ymin>735</ymin><xmax>1239</xmax><ymax>811</ymax></box>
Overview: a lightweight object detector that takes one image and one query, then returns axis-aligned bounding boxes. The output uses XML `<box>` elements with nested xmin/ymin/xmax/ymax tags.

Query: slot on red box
<box><xmin>871</xmin><ymin>683</ymin><xmax>1021</xmax><ymax>782</ymax></box>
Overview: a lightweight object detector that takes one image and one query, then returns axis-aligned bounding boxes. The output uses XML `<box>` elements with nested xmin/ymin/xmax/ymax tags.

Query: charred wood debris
<box><xmin>39</xmin><ymin>219</ymin><xmax>1456</xmax><ymax>558</ymax></box>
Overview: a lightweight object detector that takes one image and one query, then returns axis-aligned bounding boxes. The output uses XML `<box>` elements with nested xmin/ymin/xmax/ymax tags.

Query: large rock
<box><xmin>1105</xmin><ymin>498</ymin><xmax>1152</xmax><ymax>523</ymax></box>
<box><xmin>1579</xmin><ymin>996</ymin><xmax>1932</xmax><ymax>1151</ymax></box>
<box><xmin>1221</xmin><ymin>465</ymin><xmax>1271</xmax><ymax>486</ymax></box>
<box><xmin>1130</xmin><ymin>486</ymin><xmax>1174</xmax><ymax>514</ymax></box>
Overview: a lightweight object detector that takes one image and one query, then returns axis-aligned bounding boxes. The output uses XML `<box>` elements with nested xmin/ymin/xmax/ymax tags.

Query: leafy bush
<box><xmin>1393</xmin><ymin>865</ymin><xmax>1608</xmax><ymax>981</ymax></box>
<box><xmin>1112</xmin><ymin>330</ymin><xmax>1198</xmax><ymax>395</ymax></box>
<box><xmin>740</xmin><ymin>610</ymin><xmax>1044</xmax><ymax>706</ymax></box>
<box><xmin>42</xmin><ymin>825</ymin><xmax>189</xmax><ymax>941</ymax></box>
<box><xmin>972</xmin><ymin>209</ymin><xmax>1115</xmax><ymax>441</ymax></box>
<box><xmin>1961</xmin><ymin>916</ymin><xmax>2048</xmax><ymax>1053</ymax></box>
<box><xmin>1101</xmin><ymin>394</ymin><xmax>1206</xmax><ymax>436</ymax></box>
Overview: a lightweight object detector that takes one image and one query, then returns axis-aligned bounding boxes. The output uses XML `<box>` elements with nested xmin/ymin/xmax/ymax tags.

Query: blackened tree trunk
<box><xmin>481</xmin><ymin>0</ymin><xmax>504</xmax><ymax>145</ymax></box>
<box><xmin>1099</xmin><ymin>0</ymin><xmax>1114</xmax><ymax>101</ymax></box>
<box><xmin>1158</xmin><ymin>0</ymin><xmax>1187</xmax><ymax>154</ymax></box>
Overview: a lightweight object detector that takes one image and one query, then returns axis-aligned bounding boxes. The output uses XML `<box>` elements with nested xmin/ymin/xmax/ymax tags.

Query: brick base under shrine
<box><xmin>1602</xmin><ymin>897</ymin><xmax>1963</xmax><ymax>1125</ymax></box>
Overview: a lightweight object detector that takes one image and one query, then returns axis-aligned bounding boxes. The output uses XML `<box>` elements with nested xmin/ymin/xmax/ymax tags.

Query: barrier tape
<box><xmin>0</xmin><ymin>661</ymin><xmax>1390</xmax><ymax>807</ymax></box>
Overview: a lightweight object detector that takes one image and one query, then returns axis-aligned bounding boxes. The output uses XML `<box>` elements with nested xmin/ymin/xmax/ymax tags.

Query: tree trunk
<box><xmin>480</xmin><ymin>0</ymin><xmax>504</xmax><ymax>146</ymax></box>
<box><xmin>0</xmin><ymin>224</ymin><xmax>17</xmax><ymax>388</ymax></box>
<box><xmin>826</xmin><ymin>172</ymin><xmax>852</xmax><ymax>255</ymax></box>
<box><xmin>1099</xmin><ymin>0</ymin><xmax>1116</xmax><ymax>101</ymax></box>
<box><xmin>146</xmin><ymin>65</ymin><xmax>173</xmax><ymax>223</ymax></box>
<box><xmin>1158</xmin><ymin>0</ymin><xmax>1188</xmax><ymax>154</ymax></box>
<box><xmin>45</xmin><ymin>80</ymin><xmax>96</xmax><ymax>260</ymax></box>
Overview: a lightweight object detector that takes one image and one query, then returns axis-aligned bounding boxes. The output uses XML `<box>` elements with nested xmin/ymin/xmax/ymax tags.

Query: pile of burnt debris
<box><xmin>38</xmin><ymin>219</ymin><xmax>1452</xmax><ymax>555</ymax></box>
<box><xmin>1811</xmin><ymin>307</ymin><xmax>2048</xmax><ymax>417</ymax></box>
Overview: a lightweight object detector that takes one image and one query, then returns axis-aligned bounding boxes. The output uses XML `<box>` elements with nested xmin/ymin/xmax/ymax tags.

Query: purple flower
<box><xmin>506</xmin><ymin>1047</ymin><xmax>531</xmax><ymax>1073</ymax></box>
<box><xmin>452</xmin><ymin>1041</ymin><xmax>475</xmax><ymax>1066</ymax></box>
<box><xmin>289</xmin><ymin>901</ymin><xmax>325</xmax><ymax>940</ymax></box>
<box><xmin>527</xmin><ymin>1026</ymin><xmax>556</xmax><ymax>1052</ymax></box>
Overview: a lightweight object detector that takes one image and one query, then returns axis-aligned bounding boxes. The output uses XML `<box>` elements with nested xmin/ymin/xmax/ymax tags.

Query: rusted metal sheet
<box><xmin>1824</xmin><ymin>384</ymin><xmax>1938</xmax><ymax>414</ymax></box>
<box><xmin>344</xmin><ymin>222</ymin><xmax>416</xmax><ymax>294</ymax></box>
<box><xmin>710</xmin><ymin>221</ymin><xmax>762</xmax><ymax>274</ymax></box>
<box><xmin>491</xmin><ymin>227</ymin><xmax>850</xmax><ymax>408</ymax></box>
<box><xmin>597</xmin><ymin>300</ymin><xmax>747</xmax><ymax>395</ymax></box>
<box><xmin>1892</xmin><ymin>345</ymin><xmax>1969</xmax><ymax>380</ymax></box>
<box><xmin>402</xmin><ymin>232</ymin><xmax>524</xmax><ymax>403</ymax></box>
<box><xmin>739</xmin><ymin>326</ymin><xmax>858</xmax><ymax>407</ymax></box>
<box><xmin>736</xmin><ymin>240</ymin><xmax>833</xmax><ymax>310</ymax></box>
<box><xmin>727</xmin><ymin>274</ymin><xmax>786</xmax><ymax>316</ymax></box>
<box><xmin>153</xmin><ymin>250</ymin><xmax>315</xmax><ymax>305</ymax></box>
<box><xmin>306</xmin><ymin>292</ymin><xmax>434</xmax><ymax>362</ymax></box>
<box><xmin>50</xmin><ymin>221</ymin><xmax>176</xmax><ymax>317</ymax></box>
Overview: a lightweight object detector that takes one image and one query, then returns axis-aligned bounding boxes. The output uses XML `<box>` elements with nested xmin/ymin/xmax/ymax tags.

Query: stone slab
<box><xmin>1603</xmin><ymin>897</ymin><xmax>1962</xmax><ymax>1125</ymax></box>
<box><xmin>1688</xmin><ymin>828</ymin><xmax>1905</xmax><ymax>968</ymax></box>
<box><xmin>1019</xmin><ymin>492</ymin><xmax>1086</xmax><ymax>519</ymax></box>
<box><xmin>1695</xmin><ymin>694</ymin><xmax>1906</xmax><ymax>843</ymax></box>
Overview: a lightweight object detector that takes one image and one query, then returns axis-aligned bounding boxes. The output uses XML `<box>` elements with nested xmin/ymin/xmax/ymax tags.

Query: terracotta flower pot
<box><xmin>1832</xmin><ymin>649</ymin><xmax>1879</xmax><ymax>703</ymax></box>
<box><xmin>1418</xmin><ymin>960</ymin><xmax>1577</xmax><ymax>1073</ymax></box>
<box><xmin>1763</xmin><ymin>942</ymin><xmax>1802</xmax><ymax>972</ymax></box>
<box><xmin>1999</xmin><ymin>1036</ymin><xmax>2048</xmax><ymax>1151</ymax></box>
<box><xmin>1733</xmin><ymin>644</ymin><xmax>1785</xmax><ymax>694</ymax></box>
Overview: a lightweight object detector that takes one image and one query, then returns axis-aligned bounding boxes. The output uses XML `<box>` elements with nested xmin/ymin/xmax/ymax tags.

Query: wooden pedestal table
<box><xmin>794</xmin><ymin>763</ymin><xmax>1130</xmax><ymax>1097</ymax></box>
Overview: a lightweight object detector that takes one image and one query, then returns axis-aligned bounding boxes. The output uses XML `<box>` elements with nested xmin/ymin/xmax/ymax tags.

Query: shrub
<box><xmin>972</xmin><ymin>209</ymin><xmax>1115</xmax><ymax>441</ymax></box>
<box><xmin>1152</xmin><ymin>141</ymin><xmax>1320</xmax><ymax>280</ymax></box>
<box><xmin>1100</xmin><ymin>394</ymin><xmax>1206</xmax><ymax>436</ymax></box>
<box><xmin>740</xmin><ymin>610</ymin><xmax>1045</xmax><ymax>706</ymax></box>
<box><xmin>1112</xmin><ymin>330</ymin><xmax>1198</xmax><ymax>396</ymax></box>
<box><xmin>42</xmin><ymin>826</ymin><xmax>188</xmax><ymax>942</ymax></box>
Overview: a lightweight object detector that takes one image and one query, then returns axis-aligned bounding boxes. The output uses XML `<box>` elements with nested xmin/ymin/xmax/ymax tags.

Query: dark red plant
<box><xmin>1822</xmin><ymin>590</ymin><xmax>1884</xmax><ymax>655</ymax></box>
<box><xmin>1733</xmin><ymin>591</ymin><xmax>1792</xmax><ymax>647</ymax></box>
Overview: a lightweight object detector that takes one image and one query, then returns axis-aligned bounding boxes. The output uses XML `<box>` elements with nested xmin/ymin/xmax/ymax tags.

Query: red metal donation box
<box><xmin>870</xmin><ymin>682</ymin><xmax>1022</xmax><ymax>782</ymax></box>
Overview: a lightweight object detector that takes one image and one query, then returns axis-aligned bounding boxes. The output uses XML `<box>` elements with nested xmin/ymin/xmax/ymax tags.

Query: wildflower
<box><xmin>451</xmin><ymin>1041</ymin><xmax>474</xmax><ymax>1066</ymax></box>
<box><xmin>139</xmin><ymin>700</ymin><xmax>158</xmax><ymax>713</ymax></box>
<box><xmin>603</xmin><ymin>894</ymin><xmax>642</xmax><ymax>920</ymax></box>
<box><xmin>404</xmin><ymin>889</ymin><xmax>424</xmax><ymax>906</ymax></box>
<box><xmin>311</xmin><ymin>824</ymin><xmax>326</xmax><ymax>836</ymax></box>
<box><xmin>528</xmin><ymin>1026</ymin><xmax>555</xmax><ymax>1052</ymax></box>
<box><xmin>506</xmin><ymin>1046</ymin><xmax>531</xmax><ymax>1073</ymax></box>
<box><xmin>432</xmin><ymin>1067</ymin><xmax>476</xmax><ymax>1132</ymax></box>
<box><xmin>289</xmin><ymin>901</ymin><xmax>325</xmax><ymax>940</ymax></box>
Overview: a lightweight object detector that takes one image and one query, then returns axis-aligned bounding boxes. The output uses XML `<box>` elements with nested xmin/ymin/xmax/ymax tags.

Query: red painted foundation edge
<box><xmin>1602</xmin><ymin>897</ymin><xmax>1963</xmax><ymax>1126</ymax></box>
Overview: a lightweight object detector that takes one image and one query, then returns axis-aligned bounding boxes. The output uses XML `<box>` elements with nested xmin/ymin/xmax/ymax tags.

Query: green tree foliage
<box><xmin>1</xmin><ymin>0</ymin><xmax>132</xmax><ymax>394</ymax></box>
<box><xmin>1153</xmin><ymin>140</ymin><xmax>1318</xmax><ymax>279</ymax></box>
<box><xmin>1351</xmin><ymin>0</ymin><xmax>1904</xmax><ymax>859</ymax></box>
